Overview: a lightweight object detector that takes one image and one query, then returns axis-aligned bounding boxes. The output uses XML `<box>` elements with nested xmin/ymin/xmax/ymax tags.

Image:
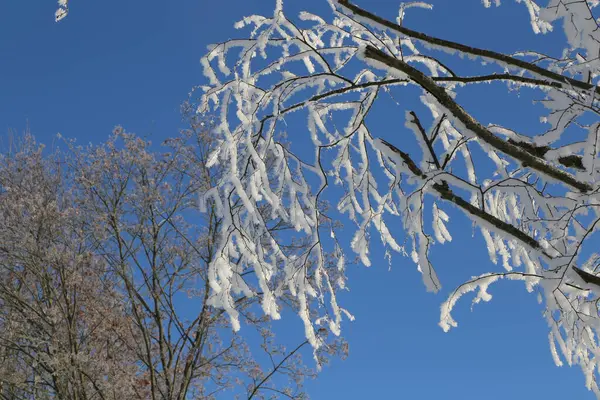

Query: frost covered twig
<box><xmin>198</xmin><ymin>0</ymin><xmax>600</xmax><ymax>394</ymax></box>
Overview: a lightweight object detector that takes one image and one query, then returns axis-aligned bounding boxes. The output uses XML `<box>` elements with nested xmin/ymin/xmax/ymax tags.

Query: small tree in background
<box><xmin>0</xmin><ymin>117</ymin><xmax>341</xmax><ymax>398</ymax></box>
<box><xmin>197</xmin><ymin>0</ymin><xmax>600</xmax><ymax>395</ymax></box>
<box><xmin>0</xmin><ymin>135</ymin><xmax>140</xmax><ymax>398</ymax></box>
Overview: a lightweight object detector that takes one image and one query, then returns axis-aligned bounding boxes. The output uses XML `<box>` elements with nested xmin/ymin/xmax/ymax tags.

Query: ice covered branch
<box><xmin>377</xmin><ymin>139</ymin><xmax>550</xmax><ymax>257</ymax></box>
<box><xmin>198</xmin><ymin>0</ymin><xmax>600</xmax><ymax>395</ymax></box>
<box><xmin>338</xmin><ymin>0</ymin><xmax>600</xmax><ymax>95</ymax></box>
<box><xmin>362</xmin><ymin>45</ymin><xmax>593</xmax><ymax>193</ymax></box>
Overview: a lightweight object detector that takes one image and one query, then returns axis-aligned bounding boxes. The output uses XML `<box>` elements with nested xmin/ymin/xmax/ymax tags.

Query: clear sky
<box><xmin>0</xmin><ymin>0</ymin><xmax>594</xmax><ymax>398</ymax></box>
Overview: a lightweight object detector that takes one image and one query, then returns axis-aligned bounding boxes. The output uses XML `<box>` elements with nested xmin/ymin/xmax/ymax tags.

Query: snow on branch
<box><xmin>55</xmin><ymin>0</ymin><xmax>68</xmax><ymax>22</ymax></box>
<box><xmin>198</xmin><ymin>0</ymin><xmax>600</xmax><ymax>390</ymax></box>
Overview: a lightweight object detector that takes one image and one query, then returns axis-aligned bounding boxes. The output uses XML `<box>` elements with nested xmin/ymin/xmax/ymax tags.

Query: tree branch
<box><xmin>378</xmin><ymin>139</ymin><xmax>550</xmax><ymax>256</ymax></box>
<box><xmin>247</xmin><ymin>340</ymin><xmax>309</xmax><ymax>400</ymax></box>
<box><xmin>408</xmin><ymin>111</ymin><xmax>441</xmax><ymax>169</ymax></box>
<box><xmin>433</xmin><ymin>74</ymin><xmax>565</xmax><ymax>89</ymax></box>
<box><xmin>337</xmin><ymin>0</ymin><xmax>600</xmax><ymax>95</ymax></box>
<box><xmin>573</xmin><ymin>266</ymin><xmax>600</xmax><ymax>287</ymax></box>
<box><xmin>364</xmin><ymin>45</ymin><xmax>592</xmax><ymax>193</ymax></box>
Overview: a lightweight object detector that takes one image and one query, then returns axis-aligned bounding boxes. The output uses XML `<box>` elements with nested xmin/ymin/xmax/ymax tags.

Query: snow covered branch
<box><xmin>197</xmin><ymin>0</ymin><xmax>600</xmax><ymax>393</ymax></box>
<box><xmin>338</xmin><ymin>0</ymin><xmax>600</xmax><ymax>95</ymax></box>
<box><xmin>361</xmin><ymin>44</ymin><xmax>592</xmax><ymax>193</ymax></box>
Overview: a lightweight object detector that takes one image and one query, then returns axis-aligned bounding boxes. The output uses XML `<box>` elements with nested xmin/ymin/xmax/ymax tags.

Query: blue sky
<box><xmin>0</xmin><ymin>0</ymin><xmax>594</xmax><ymax>398</ymax></box>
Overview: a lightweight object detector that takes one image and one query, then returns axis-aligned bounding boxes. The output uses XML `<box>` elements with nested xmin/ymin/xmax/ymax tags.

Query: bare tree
<box><xmin>68</xmin><ymin>114</ymin><xmax>332</xmax><ymax>399</ymax></box>
<box><xmin>196</xmin><ymin>0</ymin><xmax>600</xmax><ymax>395</ymax></box>
<box><xmin>0</xmin><ymin>135</ymin><xmax>139</xmax><ymax>399</ymax></box>
<box><xmin>0</xmin><ymin>119</ymin><xmax>341</xmax><ymax>398</ymax></box>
